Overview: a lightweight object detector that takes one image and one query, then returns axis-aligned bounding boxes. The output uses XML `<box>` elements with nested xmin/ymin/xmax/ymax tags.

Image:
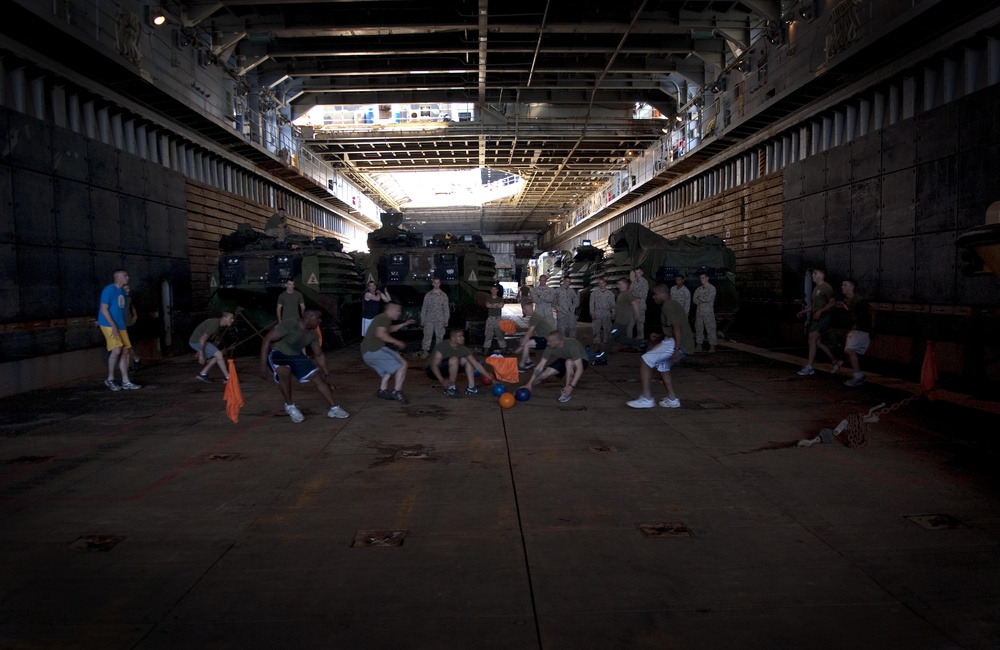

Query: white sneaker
<box><xmin>659</xmin><ymin>397</ymin><xmax>681</xmax><ymax>408</ymax></box>
<box><xmin>627</xmin><ymin>396</ymin><xmax>655</xmax><ymax>409</ymax></box>
<box><xmin>797</xmin><ymin>366</ymin><xmax>815</xmax><ymax>376</ymax></box>
<box><xmin>327</xmin><ymin>405</ymin><xmax>350</xmax><ymax>419</ymax></box>
<box><xmin>284</xmin><ymin>403</ymin><xmax>304</xmax><ymax>423</ymax></box>
<box><xmin>120</xmin><ymin>381</ymin><xmax>141</xmax><ymax>390</ymax></box>
<box><xmin>558</xmin><ymin>393</ymin><xmax>572</xmax><ymax>403</ymax></box>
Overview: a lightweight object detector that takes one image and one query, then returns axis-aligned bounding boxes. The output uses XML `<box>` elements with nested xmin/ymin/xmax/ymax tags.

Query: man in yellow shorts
<box><xmin>98</xmin><ymin>269</ymin><xmax>141</xmax><ymax>391</ymax></box>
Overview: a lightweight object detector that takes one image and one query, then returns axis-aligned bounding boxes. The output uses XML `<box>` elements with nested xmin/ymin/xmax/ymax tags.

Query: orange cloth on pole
<box><xmin>485</xmin><ymin>356</ymin><xmax>519</xmax><ymax>383</ymax></box>
<box><xmin>920</xmin><ymin>341</ymin><xmax>938</xmax><ymax>400</ymax></box>
<box><xmin>224</xmin><ymin>359</ymin><xmax>245</xmax><ymax>422</ymax></box>
<box><xmin>498</xmin><ymin>319</ymin><xmax>517</xmax><ymax>334</ymax></box>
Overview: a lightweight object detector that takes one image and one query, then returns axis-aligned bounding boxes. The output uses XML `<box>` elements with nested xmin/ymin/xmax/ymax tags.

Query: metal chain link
<box><xmin>844</xmin><ymin>390</ymin><xmax>929</xmax><ymax>448</ymax></box>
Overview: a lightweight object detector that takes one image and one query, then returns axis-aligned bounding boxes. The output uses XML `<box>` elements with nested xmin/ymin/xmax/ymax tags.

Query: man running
<box><xmin>259</xmin><ymin>309</ymin><xmax>349</xmax><ymax>422</ymax></box>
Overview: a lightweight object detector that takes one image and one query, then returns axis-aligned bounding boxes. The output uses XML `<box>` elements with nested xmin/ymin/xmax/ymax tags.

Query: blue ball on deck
<box><xmin>491</xmin><ymin>384</ymin><xmax>508</xmax><ymax>397</ymax></box>
<box><xmin>514</xmin><ymin>387</ymin><xmax>531</xmax><ymax>402</ymax></box>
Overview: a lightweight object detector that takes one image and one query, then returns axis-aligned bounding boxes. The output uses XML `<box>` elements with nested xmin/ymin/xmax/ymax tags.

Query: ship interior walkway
<box><xmin>1</xmin><ymin>310</ymin><xmax>998</xmax><ymax>649</ymax></box>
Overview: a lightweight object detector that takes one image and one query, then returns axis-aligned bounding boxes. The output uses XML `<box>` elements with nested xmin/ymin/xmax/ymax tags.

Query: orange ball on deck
<box><xmin>498</xmin><ymin>392</ymin><xmax>516</xmax><ymax>408</ymax></box>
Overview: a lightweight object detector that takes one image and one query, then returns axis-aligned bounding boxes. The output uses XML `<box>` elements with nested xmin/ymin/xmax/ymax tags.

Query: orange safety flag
<box><xmin>224</xmin><ymin>359</ymin><xmax>245</xmax><ymax>422</ymax></box>
<box><xmin>499</xmin><ymin>319</ymin><xmax>517</xmax><ymax>334</ymax></box>
<box><xmin>920</xmin><ymin>341</ymin><xmax>938</xmax><ymax>401</ymax></box>
<box><xmin>485</xmin><ymin>355</ymin><xmax>519</xmax><ymax>383</ymax></box>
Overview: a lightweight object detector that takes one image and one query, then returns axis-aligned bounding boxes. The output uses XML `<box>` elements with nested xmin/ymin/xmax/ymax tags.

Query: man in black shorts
<box><xmin>259</xmin><ymin>309</ymin><xmax>349</xmax><ymax>422</ymax></box>
<box><xmin>796</xmin><ymin>267</ymin><xmax>842</xmax><ymax>376</ymax></box>
<box><xmin>519</xmin><ymin>331</ymin><xmax>589</xmax><ymax>403</ymax></box>
<box><xmin>514</xmin><ymin>306</ymin><xmax>556</xmax><ymax>371</ymax></box>
<box><xmin>426</xmin><ymin>328</ymin><xmax>495</xmax><ymax>396</ymax></box>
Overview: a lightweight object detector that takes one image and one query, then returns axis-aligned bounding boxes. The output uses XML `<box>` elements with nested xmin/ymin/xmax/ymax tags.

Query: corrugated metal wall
<box><xmin>0</xmin><ymin>108</ymin><xmax>189</xmax><ymax>361</ymax></box>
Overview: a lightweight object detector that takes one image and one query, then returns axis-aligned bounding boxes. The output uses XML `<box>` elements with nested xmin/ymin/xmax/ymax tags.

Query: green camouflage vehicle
<box><xmin>586</xmin><ymin>223</ymin><xmax>739</xmax><ymax>331</ymax></box>
<box><xmin>564</xmin><ymin>242</ymin><xmax>605</xmax><ymax>321</ymax></box>
<box><xmin>209</xmin><ymin>223</ymin><xmax>365</xmax><ymax>347</ymax></box>
<box><xmin>355</xmin><ymin>212</ymin><xmax>498</xmax><ymax>332</ymax></box>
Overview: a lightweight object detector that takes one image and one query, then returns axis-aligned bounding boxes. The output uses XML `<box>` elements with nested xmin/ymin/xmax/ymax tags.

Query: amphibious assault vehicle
<box><xmin>209</xmin><ymin>223</ymin><xmax>365</xmax><ymax>347</ymax></box>
<box><xmin>355</xmin><ymin>211</ymin><xmax>498</xmax><ymax>330</ymax></box>
<box><xmin>580</xmin><ymin>223</ymin><xmax>739</xmax><ymax>331</ymax></box>
<box><xmin>561</xmin><ymin>242</ymin><xmax>606</xmax><ymax>321</ymax></box>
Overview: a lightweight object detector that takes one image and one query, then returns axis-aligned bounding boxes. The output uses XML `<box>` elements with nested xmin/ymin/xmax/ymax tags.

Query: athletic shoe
<box><xmin>196</xmin><ymin>374</ymin><xmax>211</xmax><ymax>383</ymax></box>
<box><xmin>521</xmin><ymin>360</ymin><xmax>535</xmax><ymax>370</ymax></box>
<box><xmin>391</xmin><ymin>390</ymin><xmax>409</xmax><ymax>405</ymax></box>
<box><xmin>418</xmin><ymin>350</ymin><xmax>429</xmax><ymax>359</ymax></box>
<box><xmin>120</xmin><ymin>381</ymin><xmax>141</xmax><ymax>390</ymax></box>
<box><xmin>327</xmin><ymin>405</ymin><xmax>350</xmax><ymax>419</ymax></box>
<box><xmin>444</xmin><ymin>385</ymin><xmax>459</xmax><ymax>397</ymax></box>
<box><xmin>797</xmin><ymin>366</ymin><xmax>815</xmax><ymax>376</ymax></box>
<box><xmin>830</xmin><ymin>360</ymin><xmax>842</xmax><ymax>374</ymax></box>
<box><xmin>558</xmin><ymin>393</ymin><xmax>572</xmax><ymax>403</ymax></box>
<box><xmin>104</xmin><ymin>378</ymin><xmax>121</xmax><ymax>392</ymax></box>
<box><xmin>627</xmin><ymin>396</ymin><xmax>656</xmax><ymax>409</ymax></box>
<box><xmin>375</xmin><ymin>389</ymin><xmax>394</xmax><ymax>400</ymax></box>
<box><xmin>465</xmin><ymin>386</ymin><xmax>479</xmax><ymax>396</ymax></box>
<box><xmin>284</xmin><ymin>403</ymin><xmax>304</xmax><ymax>423</ymax></box>
<box><xmin>659</xmin><ymin>397</ymin><xmax>681</xmax><ymax>408</ymax></box>
<box><xmin>843</xmin><ymin>375</ymin><xmax>865</xmax><ymax>387</ymax></box>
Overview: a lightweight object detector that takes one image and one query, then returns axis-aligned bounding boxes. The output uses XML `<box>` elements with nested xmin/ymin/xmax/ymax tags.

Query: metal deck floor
<box><xmin>1</xmin><ymin>329</ymin><xmax>998</xmax><ymax>649</ymax></box>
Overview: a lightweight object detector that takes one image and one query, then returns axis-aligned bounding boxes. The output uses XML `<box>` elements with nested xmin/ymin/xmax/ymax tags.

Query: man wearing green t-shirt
<box><xmin>599</xmin><ymin>277</ymin><xmax>643</xmax><ymax>362</ymax></box>
<box><xmin>361</xmin><ymin>302</ymin><xmax>415</xmax><ymax>404</ymax></box>
<box><xmin>795</xmin><ymin>267</ymin><xmax>843</xmax><ymax>376</ymax></box>
<box><xmin>259</xmin><ymin>310</ymin><xmax>349</xmax><ymax>422</ymax></box>
<box><xmin>627</xmin><ymin>284</ymin><xmax>695</xmax><ymax>409</ymax></box>
<box><xmin>519</xmin><ymin>331</ymin><xmax>589</xmax><ymax>403</ymax></box>
<box><xmin>482</xmin><ymin>284</ymin><xmax>507</xmax><ymax>352</ymax></box>
<box><xmin>265</xmin><ymin>206</ymin><xmax>289</xmax><ymax>241</ymax></box>
<box><xmin>277</xmin><ymin>280</ymin><xmax>305</xmax><ymax>324</ymax></box>
<box><xmin>426</xmin><ymin>328</ymin><xmax>496</xmax><ymax>397</ymax></box>
<box><xmin>514</xmin><ymin>309</ymin><xmax>556</xmax><ymax>371</ymax></box>
<box><xmin>190</xmin><ymin>311</ymin><xmax>235</xmax><ymax>383</ymax></box>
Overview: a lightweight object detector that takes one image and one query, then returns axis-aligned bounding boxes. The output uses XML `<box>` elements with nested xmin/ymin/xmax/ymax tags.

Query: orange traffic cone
<box><xmin>920</xmin><ymin>341</ymin><xmax>938</xmax><ymax>401</ymax></box>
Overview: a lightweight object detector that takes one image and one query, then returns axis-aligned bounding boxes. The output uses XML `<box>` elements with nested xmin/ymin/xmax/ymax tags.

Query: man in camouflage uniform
<box><xmin>629</xmin><ymin>267</ymin><xmax>650</xmax><ymax>340</ymax></box>
<box><xmin>420</xmin><ymin>276</ymin><xmax>450</xmax><ymax>359</ymax></box>
<box><xmin>692</xmin><ymin>272</ymin><xmax>717</xmax><ymax>352</ymax></box>
<box><xmin>531</xmin><ymin>274</ymin><xmax>555</xmax><ymax>328</ymax></box>
<box><xmin>553</xmin><ymin>276</ymin><xmax>580</xmax><ymax>338</ymax></box>
<box><xmin>588</xmin><ymin>277</ymin><xmax>615</xmax><ymax>358</ymax></box>
<box><xmin>670</xmin><ymin>274</ymin><xmax>691</xmax><ymax>318</ymax></box>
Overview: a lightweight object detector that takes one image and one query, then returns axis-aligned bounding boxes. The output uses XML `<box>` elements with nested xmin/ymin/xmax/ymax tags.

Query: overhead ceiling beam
<box><xmin>292</xmin><ymin>87</ymin><xmax>666</xmax><ymax>107</ymax></box>
<box><xmin>218</xmin><ymin>16</ymin><xmax>764</xmax><ymax>39</ymax></box>
<box><xmin>255</xmin><ymin>60</ymin><xmax>686</xmax><ymax>77</ymax></box>
<box><xmin>737</xmin><ymin>0</ymin><xmax>782</xmax><ymax>23</ymax></box>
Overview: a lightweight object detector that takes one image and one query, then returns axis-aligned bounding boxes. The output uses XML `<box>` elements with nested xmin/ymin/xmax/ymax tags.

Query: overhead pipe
<box><xmin>508</xmin><ymin>0</ymin><xmax>551</xmax><ymax>166</ymax></box>
<box><xmin>518</xmin><ymin>0</ymin><xmax>649</xmax><ymax>232</ymax></box>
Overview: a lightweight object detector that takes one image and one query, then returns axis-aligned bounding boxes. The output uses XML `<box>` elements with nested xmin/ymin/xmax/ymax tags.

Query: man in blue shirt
<box><xmin>97</xmin><ymin>269</ymin><xmax>141</xmax><ymax>391</ymax></box>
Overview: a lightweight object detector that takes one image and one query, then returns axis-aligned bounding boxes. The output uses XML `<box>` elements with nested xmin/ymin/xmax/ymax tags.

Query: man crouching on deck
<box><xmin>259</xmin><ymin>309</ymin><xmax>349</xmax><ymax>423</ymax></box>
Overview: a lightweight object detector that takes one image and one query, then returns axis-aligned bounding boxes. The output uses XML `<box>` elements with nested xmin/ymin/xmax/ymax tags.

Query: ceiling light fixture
<box><xmin>146</xmin><ymin>5</ymin><xmax>168</xmax><ymax>27</ymax></box>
